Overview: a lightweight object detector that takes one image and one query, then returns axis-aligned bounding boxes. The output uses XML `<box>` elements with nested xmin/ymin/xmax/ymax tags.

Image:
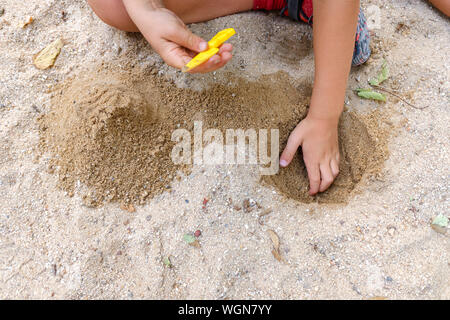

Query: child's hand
<box><xmin>123</xmin><ymin>3</ymin><xmax>233</xmax><ymax>73</ymax></box>
<box><xmin>279</xmin><ymin>115</ymin><xmax>340</xmax><ymax>195</ymax></box>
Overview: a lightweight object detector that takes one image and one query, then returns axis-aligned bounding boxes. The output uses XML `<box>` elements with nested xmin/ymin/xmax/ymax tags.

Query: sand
<box><xmin>39</xmin><ymin>65</ymin><xmax>389</xmax><ymax>206</ymax></box>
<box><xmin>0</xmin><ymin>0</ymin><xmax>449</xmax><ymax>299</ymax></box>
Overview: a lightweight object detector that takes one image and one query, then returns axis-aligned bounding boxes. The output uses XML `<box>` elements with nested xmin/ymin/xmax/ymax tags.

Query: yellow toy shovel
<box><xmin>182</xmin><ymin>28</ymin><xmax>236</xmax><ymax>72</ymax></box>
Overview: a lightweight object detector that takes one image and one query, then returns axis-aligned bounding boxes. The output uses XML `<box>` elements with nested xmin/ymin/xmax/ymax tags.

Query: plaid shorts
<box><xmin>352</xmin><ymin>9</ymin><xmax>371</xmax><ymax>66</ymax></box>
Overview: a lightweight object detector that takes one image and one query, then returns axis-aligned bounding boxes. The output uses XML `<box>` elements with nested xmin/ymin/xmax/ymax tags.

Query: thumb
<box><xmin>280</xmin><ymin>126</ymin><xmax>303</xmax><ymax>167</ymax></box>
<box><xmin>169</xmin><ymin>26</ymin><xmax>208</xmax><ymax>53</ymax></box>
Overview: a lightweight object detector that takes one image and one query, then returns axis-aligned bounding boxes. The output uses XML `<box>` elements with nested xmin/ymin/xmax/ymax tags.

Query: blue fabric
<box><xmin>352</xmin><ymin>9</ymin><xmax>371</xmax><ymax>66</ymax></box>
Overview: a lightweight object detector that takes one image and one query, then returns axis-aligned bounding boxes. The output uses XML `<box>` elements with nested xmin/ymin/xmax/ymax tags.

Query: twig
<box><xmin>372</xmin><ymin>85</ymin><xmax>428</xmax><ymax>110</ymax></box>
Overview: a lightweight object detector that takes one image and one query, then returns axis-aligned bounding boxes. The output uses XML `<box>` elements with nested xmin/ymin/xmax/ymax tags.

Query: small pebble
<box><xmin>194</xmin><ymin>230</ymin><xmax>201</xmax><ymax>237</ymax></box>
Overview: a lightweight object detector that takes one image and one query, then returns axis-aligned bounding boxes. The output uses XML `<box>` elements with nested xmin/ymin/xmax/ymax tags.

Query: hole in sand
<box><xmin>38</xmin><ymin>64</ymin><xmax>389</xmax><ymax>206</ymax></box>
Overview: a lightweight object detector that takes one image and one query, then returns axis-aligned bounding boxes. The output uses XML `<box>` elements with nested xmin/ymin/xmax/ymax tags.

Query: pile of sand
<box><xmin>38</xmin><ymin>63</ymin><xmax>389</xmax><ymax>206</ymax></box>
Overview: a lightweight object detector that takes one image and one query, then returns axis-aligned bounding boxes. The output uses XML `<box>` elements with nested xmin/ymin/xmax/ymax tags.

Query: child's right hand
<box><xmin>123</xmin><ymin>1</ymin><xmax>233</xmax><ymax>73</ymax></box>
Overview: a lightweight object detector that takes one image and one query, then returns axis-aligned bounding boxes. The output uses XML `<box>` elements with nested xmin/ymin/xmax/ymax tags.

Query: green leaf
<box><xmin>356</xmin><ymin>88</ymin><xmax>387</xmax><ymax>102</ymax></box>
<box><xmin>369</xmin><ymin>60</ymin><xmax>389</xmax><ymax>86</ymax></box>
<box><xmin>163</xmin><ymin>256</ymin><xmax>172</xmax><ymax>268</ymax></box>
<box><xmin>183</xmin><ymin>234</ymin><xmax>196</xmax><ymax>244</ymax></box>
<box><xmin>432</xmin><ymin>214</ymin><xmax>448</xmax><ymax>228</ymax></box>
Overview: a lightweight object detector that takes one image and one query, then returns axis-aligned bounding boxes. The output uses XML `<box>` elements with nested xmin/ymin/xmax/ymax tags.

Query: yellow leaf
<box><xmin>33</xmin><ymin>39</ymin><xmax>64</xmax><ymax>70</ymax></box>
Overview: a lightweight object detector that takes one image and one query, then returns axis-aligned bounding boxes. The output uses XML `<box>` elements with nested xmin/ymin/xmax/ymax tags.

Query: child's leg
<box><xmin>88</xmin><ymin>0</ymin><xmax>137</xmax><ymax>32</ymax></box>
<box><xmin>88</xmin><ymin>0</ymin><xmax>253</xmax><ymax>32</ymax></box>
<box><xmin>429</xmin><ymin>0</ymin><xmax>450</xmax><ymax>16</ymax></box>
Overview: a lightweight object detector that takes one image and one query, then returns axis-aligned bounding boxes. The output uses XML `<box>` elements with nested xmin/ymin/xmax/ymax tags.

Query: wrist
<box><xmin>307</xmin><ymin>102</ymin><xmax>342</xmax><ymax>125</ymax></box>
<box><xmin>305</xmin><ymin>113</ymin><xmax>340</xmax><ymax>129</ymax></box>
<box><xmin>307</xmin><ymin>86</ymin><xmax>345</xmax><ymax>123</ymax></box>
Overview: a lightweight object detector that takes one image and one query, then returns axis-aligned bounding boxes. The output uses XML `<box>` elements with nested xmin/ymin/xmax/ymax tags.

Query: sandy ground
<box><xmin>0</xmin><ymin>0</ymin><xmax>449</xmax><ymax>299</ymax></box>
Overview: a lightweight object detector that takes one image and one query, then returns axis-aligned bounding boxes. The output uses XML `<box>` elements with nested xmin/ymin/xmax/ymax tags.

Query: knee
<box><xmin>87</xmin><ymin>0</ymin><xmax>138</xmax><ymax>32</ymax></box>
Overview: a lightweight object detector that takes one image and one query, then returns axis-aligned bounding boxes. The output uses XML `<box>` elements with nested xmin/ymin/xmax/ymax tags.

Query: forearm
<box><xmin>123</xmin><ymin>0</ymin><xmax>164</xmax><ymax>12</ymax></box>
<box><xmin>309</xmin><ymin>0</ymin><xmax>359</xmax><ymax>122</ymax></box>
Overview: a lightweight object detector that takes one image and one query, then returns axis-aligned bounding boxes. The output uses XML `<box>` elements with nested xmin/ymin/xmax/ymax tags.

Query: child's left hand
<box><xmin>279</xmin><ymin>115</ymin><xmax>340</xmax><ymax>195</ymax></box>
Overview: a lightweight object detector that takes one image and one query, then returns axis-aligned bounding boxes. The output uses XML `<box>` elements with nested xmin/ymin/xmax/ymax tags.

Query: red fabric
<box><xmin>302</xmin><ymin>0</ymin><xmax>313</xmax><ymax>17</ymax></box>
<box><xmin>253</xmin><ymin>0</ymin><xmax>286</xmax><ymax>11</ymax></box>
<box><xmin>253</xmin><ymin>0</ymin><xmax>314</xmax><ymax>23</ymax></box>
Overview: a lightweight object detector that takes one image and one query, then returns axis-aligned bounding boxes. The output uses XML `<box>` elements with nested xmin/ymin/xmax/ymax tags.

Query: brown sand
<box><xmin>39</xmin><ymin>63</ymin><xmax>389</xmax><ymax>206</ymax></box>
<box><xmin>265</xmin><ymin>110</ymin><xmax>390</xmax><ymax>203</ymax></box>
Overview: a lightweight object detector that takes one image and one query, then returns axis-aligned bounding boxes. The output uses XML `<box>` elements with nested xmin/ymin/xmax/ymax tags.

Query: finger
<box><xmin>218</xmin><ymin>43</ymin><xmax>233</xmax><ymax>54</ymax></box>
<box><xmin>186</xmin><ymin>48</ymin><xmax>198</xmax><ymax>58</ymax></box>
<box><xmin>188</xmin><ymin>55</ymin><xmax>221</xmax><ymax>73</ymax></box>
<box><xmin>156</xmin><ymin>41</ymin><xmax>195</xmax><ymax>69</ymax></box>
<box><xmin>168</xmin><ymin>25</ymin><xmax>208</xmax><ymax>53</ymax></box>
<box><xmin>189</xmin><ymin>52</ymin><xmax>232</xmax><ymax>74</ymax></box>
<box><xmin>280</xmin><ymin>126</ymin><xmax>303</xmax><ymax>167</ymax></box>
<box><xmin>306</xmin><ymin>162</ymin><xmax>321</xmax><ymax>195</ymax></box>
<box><xmin>319</xmin><ymin>163</ymin><xmax>334</xmax><ymax>193</ymax></box>
<box><xmin>330</xmin><ymin>158</ymin><xmax>339</xmax><ymax>178</ymax></box>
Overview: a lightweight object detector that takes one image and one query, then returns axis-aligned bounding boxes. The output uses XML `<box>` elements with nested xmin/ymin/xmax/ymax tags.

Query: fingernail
<box><xmin>199</xmin><ymin>42</ymin><xmax>207</xmax><ymax>51</ymax></box>
<box><xmin>280</xmin><ymin>159</ymin><xmax>288</xmax><ymax>167</ymax></box>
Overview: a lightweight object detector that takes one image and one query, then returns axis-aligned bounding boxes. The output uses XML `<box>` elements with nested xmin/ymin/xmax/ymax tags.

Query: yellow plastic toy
<box><xmin>182</xmin><ymin>28</ymin><xmax>236</xmax><ymax>72</ymax></box>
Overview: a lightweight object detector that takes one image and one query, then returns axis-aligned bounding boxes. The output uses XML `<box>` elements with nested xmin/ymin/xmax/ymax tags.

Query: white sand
<box><xmin>0</xmin><ymin>0</ymin><xmax>449</xmax><ymax>299</ymax></box>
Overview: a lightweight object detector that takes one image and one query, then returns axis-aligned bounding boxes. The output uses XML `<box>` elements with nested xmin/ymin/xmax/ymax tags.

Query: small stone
<box><xmin>387</xmin><ymin>226</ymin><xmax>396</xmax><ymax>236</ymax></box>
<box><xmin>243</xmin><ymin>199</ymin><xmax>252</xmax><ymax>212</ymax></box>
<box><xmin>194</xmin><ymin>230</ymin><xmax>201</xmax><ymax>237</ymax></box>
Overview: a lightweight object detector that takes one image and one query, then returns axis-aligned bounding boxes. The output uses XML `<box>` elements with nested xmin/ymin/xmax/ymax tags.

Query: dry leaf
<box><xmin>267</xmin><ymin>230</ymin><xmax>280</xmax><ymax>250</ymax></box>
<box><xmin>183</xmin><ymin>234</ymin><xmax>201</xmax><ymax>248</ymax></box>
<box><xmin>431</xmin><ymin>224</ymin><xmax>447</xmax><ymax>234</ymax></box>
<box><xmin>33</xmin><ymin>38</ymin><xmax>64</xmax><ymax>70</ymax></box>
<box><xmin>268</xmin><ymin>230</ymin><xmax>285</xmax><ymax>262</ymax></box>
<box><xmin>190</xmin><ymin>240</ymin><xmax>201</xmax><ymax>248</ymax></box>
<box><xmin>20</xmin><ymin>16</ymin><xmax>33</xmax><ymax>28</ymax></box>
<box><xmin>271</xmin><ymin>249</ymin><xmax>282</xmax><ymax>262</ymax></box>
